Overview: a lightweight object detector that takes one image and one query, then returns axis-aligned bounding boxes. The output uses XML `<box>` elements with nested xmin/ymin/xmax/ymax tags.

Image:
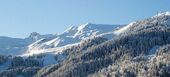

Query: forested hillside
<box><xmin>0</xmin><ymin>12</ymin><xmax>170</xmax><ymax>77</ymax></box>
<box><xmin>35</xmin><ymin>12</ymin><xmax>170</xmax><ymax>77</ymax></box>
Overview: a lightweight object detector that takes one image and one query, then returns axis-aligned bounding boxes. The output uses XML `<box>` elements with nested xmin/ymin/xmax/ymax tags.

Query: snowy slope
<box><xmin>0</xmin><ymin>33</ymin><xmax>55</xmax><ymax>56</ymax></box>
<box><xmin>29</xmin><ymin>32</ymin><xmax>56</xmax><ymax>41</ymax></box>
<box><xmin>25</xmin><ymin>23</ymin><xmax>119</xmax><ymax>56</ymax></box>
<box><xmin>18</xmin><ymin>23</ymin><xmax>120</xmax><ymax>66</ymax></box>
<box><xmin>114</xmin><ymin>11</ymin><xmax>170</xmax><ymax>35</ymax></box>
<box><xmin>0</xmin><ymin>37</ymin><xmax>32</xmax><ymax>56</ymax></box>
<box><xmin>1</xmin><ymin>12</ymin><xmax>170</xmax><ymax>71</ymax></box>
<box><xmin>114</xmin><ymin>22</ymin><xmax>136</xmax><ymax>35</ymax></box>
<box><xmin>153</xmin><ymin>11</ymin><xmax>170</xmax><ymax>18</ymax></box>
<box><xmin>2</xmin><ymin>11</ymin><xmax>170</xmax><ymax>56</ymax></box>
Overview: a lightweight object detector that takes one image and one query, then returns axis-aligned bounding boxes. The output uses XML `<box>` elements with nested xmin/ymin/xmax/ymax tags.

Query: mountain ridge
<box><xmin>0</xmin><ymin>12</ymin><xmax>170</xmax><ymax>77</ymax></box>
<box><xmin>34</xmin><ymin>11</ymin><xmax>170</xmax><ymax>77</ymax></box>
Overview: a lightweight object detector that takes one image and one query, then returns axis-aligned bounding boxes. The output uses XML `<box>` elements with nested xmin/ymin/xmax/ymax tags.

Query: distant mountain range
<box><xmin>0</xmin><ymin>12</ymin><xmax>170</xmax><ymax>77</ymax></box>
<box><xmin>0</xmin><ymin>23</ymin><xmax>119</xmax><ymax>56</ymax></box>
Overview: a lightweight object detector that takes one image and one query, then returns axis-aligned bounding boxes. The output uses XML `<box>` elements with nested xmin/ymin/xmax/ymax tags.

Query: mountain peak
<box><xmin>77</xmin><ymin>23</ymin><xmax>90</xmax><ymax>31</ymax></box>
<box><xmin>29</xmin><ymin>32</ymin><xmax>40</xmax><ymax>38</ymax></box>
<box><xmin>153</xmin><ymin>11</ymin><xmax>170</xmax><ymax>18</ymax></box>
<box><xmin>157</xmin><ymin>11</ymin><xmax>170</xmax><ymax>16</ymax></box>
<box><xmin>61</xmin><ymin>23</ymin><xmax>95</xmax><ymax>36</ymax></box>
<box><xmin>77</xmin><ymin>23</ymin><xmax>111</xmax><ymax>31</ymax></box>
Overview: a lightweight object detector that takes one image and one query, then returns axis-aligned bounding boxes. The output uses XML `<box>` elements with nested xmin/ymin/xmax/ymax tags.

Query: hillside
<box><xmin>0</xmin><ymin>12</ymin><xmax>170</xmax><ymax>77</ymax></box>
<box><xmin>34</xmin><ymin>12</ymin><xmax>170</xmax><ymax>77</ymax></box>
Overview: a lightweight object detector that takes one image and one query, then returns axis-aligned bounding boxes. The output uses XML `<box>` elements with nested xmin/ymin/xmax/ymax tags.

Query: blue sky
<box><xmin>0</xmin><ymin>0</ymin><xmax>170</xmax><ymax>38</ymax></box>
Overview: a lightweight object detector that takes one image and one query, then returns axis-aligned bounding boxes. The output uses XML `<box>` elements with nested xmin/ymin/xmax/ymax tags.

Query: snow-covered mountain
<box><xmin>3</xmin><ymin>11</ymin><xmax>170</xmax><ymax>56</ymax></box>
<box><xmin>29</xmin><ymin>32</ymin><xmax>56</xmax><ymax>41</ymax></box>
<box><xmin>0</xmin><ymin>23</ymin><xmax>120</xmax><ymax>71</ymax></box>
<box><xmin>25</xmin><ymin>23</ymin><xmax>119</xmax><ymax>56</ymax></box>
<box><xmin>0</xmin><ymin>12</ymin><xmax>170</xmax><ymax>77</ymax></box>
<box><xmin>34</xmin><ymin>12</ymin><xmax>170</xmax><ymax>77</ymax></box>
<box><xmin>1</xmin><ymin>11</ymin><xmax>170</xmax><ymax>57</ymax></box>
<box><xmin>0</xmin><ymin>33</ymin><xmax>56</xmax><ymax>56</ymax></box>
<box><xmin>0</xmin><ymin>36</ymin><xmax>31</xmax><ymax>56</ymax></box>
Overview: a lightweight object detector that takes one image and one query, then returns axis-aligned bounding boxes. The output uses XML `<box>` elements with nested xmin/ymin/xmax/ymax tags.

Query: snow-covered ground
<box><xmin>114</xmin><ymin>22</ymin><xmax>136</xmax><ymax>35</ymax></box>
<box><xmin>23</xmin><ymin>23</ymin><xmax>119</xmax><ymax>56</ymax></box>
<box><xmin>153</xmin><ymin>11</ymin><xmax>170</xmax><ymax>18</ymax></box>
<box><xmin>0</xmin><ymin>12</ymin><xmax>170</xmax><ymax>71</ymax></box>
